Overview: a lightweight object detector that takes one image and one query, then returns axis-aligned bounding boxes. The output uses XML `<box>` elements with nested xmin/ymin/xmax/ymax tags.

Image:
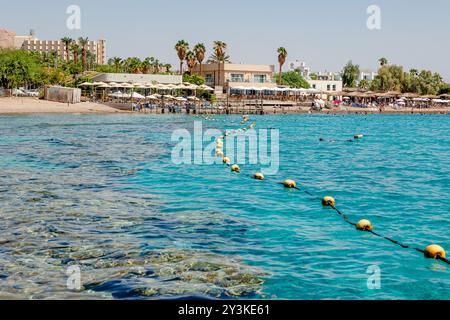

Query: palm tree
<box><xmin>175</xmin><ymin>40</ymin><xmax>189</xmax><ymax>75</ymax></box>
<box><xmin>277</xmin><ymin>47</ymin><xmax>288</xmax><ymax>85</ymax></box>
<box><xmin>70</xmin><ymin>43</ymin><xmax>80</xmax><ymax>64</ymax></box>
<box><xmin>124</xmin><ymin>57</ymin><xmax>142</xmax><ymax>74</ymax></box>
<box><xmin>141</xmin><ymin>58</ymin><xmax>152</xmax><ymax>74</ymax></box>
<box><xmin>163</xmin><ymin>64</ymin><xmax>172</xmax><ymax>73</ymax></box>
<box><xmin>213</xmin><ymin>41</ymin><xmax>227</xmax><ymax>86</ymax></box>
<box><xmin>379</xmin><ymin>57</ymin><xmax>388</xmax><ymax>66</ymax></box>
<box><xmin>186</xmin><ymin>51</ymin><xmax>197</xmax><ymax>75</ymax></box>
<box><xmin>109</xmin><ymin>57</ymin><xmax>123</xmax><ymax>73</ymax></box>
<box><xmin>61</xmin><ymin>37</ymin><xmax>73</xmax><ymax>62</ymax></box>
<box><xmin>78</xmin><ymin>37</ymin><xmax>89</xmax><ymax>70</ymax></box>
<box><xmin>194</xmin><ymin>43</ymin><xmax>206</xmax><ymax>75</ymax></box>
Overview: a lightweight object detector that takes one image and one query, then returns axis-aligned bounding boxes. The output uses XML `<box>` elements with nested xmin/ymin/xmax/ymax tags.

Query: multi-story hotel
<box><xmin>0</xmin><ymin>29</ymin><xmax>106</xmax><ymax>65</ymax></box>
<box><xmin>193</xmin><ymin>63</ymin><xmax>277</xmax><ymax>92</ymax></box>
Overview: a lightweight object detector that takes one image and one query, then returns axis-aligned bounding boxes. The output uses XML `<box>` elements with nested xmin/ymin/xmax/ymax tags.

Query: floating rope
<box><xmin>213</xmin><ymin>118</ymin><xmax>448</xmax><ymax>265</ymax></box>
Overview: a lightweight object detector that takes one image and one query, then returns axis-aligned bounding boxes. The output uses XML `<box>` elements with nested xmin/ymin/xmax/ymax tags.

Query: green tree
<box><xmin>342</xmin><ymin>61</ymin><xmax>360</xmax><ymax>88</ymax></box>
<box><xmin>185</xmin><ymin>51</ymin><xmax>197</xmax><ymax>75</ymax></box>
<box><xmin>379</xmin><ymin>57</ymin><xmax>388</xmax><ymax>66</ymax></box>
<box><xmin>183</xmin><ymin>74</ymin><xmax>206</xmax><ymax>86</ymax></box>
<box><xmin>358</xmin><ymin>79</ymin><xmax>370</xmax><ymax>90</ymax></box>
<box><xmin>277</xmin><ymin>47</ymin><xmax>288</xmax><ymax>85</ymax></box>
<box><xmin>70</xmin><ymin>43</ymin><xmax>80</xmax><ymax>65</ymax></box>
<box><xmin>194</xmin><ymin>43</ymin><xmax>206</xmax><ymax>75</ymax></box>
<box><xmin>275</xmin><ymin>71</ymin><xmax>310</xmax><ymax>88</ymax></box>
<box><xmin>175</xmin><ymin>40</ymin><xmax>189</xmax><ymax>75</ymax></box>
<box><xmin>211</xmin><ymin>41</ymin><xmax>228</xmax><ymax>85</ymax></box>
<box><xmin>78</xmin><ymin>37</ymin><xmax>89</xmax><ymax>71</ymax></box>
<box><xmin>61</xmin><ymin>37</ymin><xmax>73</xmax><ymax>62</ymax></box>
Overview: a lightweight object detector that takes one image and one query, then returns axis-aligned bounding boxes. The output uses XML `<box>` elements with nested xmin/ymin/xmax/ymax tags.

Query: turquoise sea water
<box><xmin>0</xmin><ymin>114</ymin><xmax>449</xmax><ymax>299</ymax></box>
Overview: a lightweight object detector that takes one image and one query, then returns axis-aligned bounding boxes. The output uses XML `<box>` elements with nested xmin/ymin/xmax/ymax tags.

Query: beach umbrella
<box><xmin>163</xmin><ymin>94</ymin><xmax>175</xmax><ymax>100</ymax></box>
<box><xmin>92</xmin><ymin>81</ymin><xmax>107</xmax><ymax>86</ymax></box>
<box><xmin>188</xmin><ymin>96</ymin><xmax>200</xmax><ymax>101</ymax></box>
<box><xmin>198</xmin><ymin>84</ymin><xmax>214</xmax><ymax>91</ymax></box>
<box><xmin>131</xmin><ymin>92</ymin><xmax>145</xmax><ymax>99</ymax></box>
<box><xmin>146</xmin><ymin>95</ymin><xmax>159</xmax><ymax>100</ymax></box>
<box><xmin>79</xmin><ymin>82</ymin><xmax>95</xmax><ymax>86</ymax></box>
<box><xmin>176</xmin><ymin>97</ymin><xmax>187</xmax><ymax>102</ymax></box>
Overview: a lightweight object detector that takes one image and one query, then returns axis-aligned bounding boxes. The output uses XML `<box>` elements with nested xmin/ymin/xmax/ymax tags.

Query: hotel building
<box><xmin>192</xmin><ymin>63</ymin><xmax>277</xmax><ymax>92</ymax></box>
<box><xmin>0</xmin><ymin>29</ymin><xmax>106</xmax><ymax>65</ymax></box>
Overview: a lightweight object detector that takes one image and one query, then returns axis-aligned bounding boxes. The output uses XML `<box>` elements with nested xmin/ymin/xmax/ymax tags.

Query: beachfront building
<box><xmin>192</xmin><ymin>63</ymin><xmax>277</xmax><ymax>94</ymax></box>
<box><xmin>91</xmin><ymin>73</ymin><xmax>182</xmax><ymax>85</ymax></box>
<box><xmin>288</xmin><ymin>60</ymin><xmax>311</xmax><ymax>79</ymax></box>
<box><xmin>0</xmin><ymin>29</ymin><xmax>107</xmax><ymax>65</ymax></box>
<box><xmin>358</xmin><ymin>69</ymin><xmax>378</xmax><ymax>82</ymax></box>
<box><xmin>308</xmin><ymin>79</ymin><xmax>343</xmax><ymax>97</ymax></box>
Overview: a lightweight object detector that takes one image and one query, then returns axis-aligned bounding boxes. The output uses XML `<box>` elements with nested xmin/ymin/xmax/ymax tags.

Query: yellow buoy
<box><xmin>356</xmin><ymin>219</ymin><xmax>373</xmax><ymax>231</ymax></box>
<box><xmin>283</xmin><ymin>179</ymin><xmax>297</xmax><ymax>188</ymax></box>
<box><xmin>424</xmin><ymin>245</ymin><xmax>446</xmax><ymax>259</ymax></box>
<box><xmin>223</xmin><ymin>157</ymin><xmax>231</xmax><ymax>165</ymax></box>
<box><xmin>322</xmin><ymin>196</ymin><xmax>335</xmax><ymax>207</ymax></box>
<box><xmin>249</xmin><ymin>122</ymin><xmax>255</xmax><ymax>129</ymax></box>
<box><xmin>253</xmin><ymin>172</ymin><xmax>264</xmax><ymax>180</ymax></box>
<box><xmin>231</xmin><ymin>164</ymin><xmax>241</xmax><ymax>173</ymax></box>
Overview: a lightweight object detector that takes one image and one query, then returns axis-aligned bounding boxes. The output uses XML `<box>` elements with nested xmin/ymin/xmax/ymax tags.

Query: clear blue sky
<box><xmin>1</xmin><ymin>0</ymin><xmax>449</xmax><ymax>81</ymax></box>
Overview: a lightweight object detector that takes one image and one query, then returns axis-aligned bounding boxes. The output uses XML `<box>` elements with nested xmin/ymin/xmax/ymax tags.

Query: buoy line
<box><xmin>210</xmin><ymin>116</ymin><xmax>448</xmax><ymax>265</ymax></box>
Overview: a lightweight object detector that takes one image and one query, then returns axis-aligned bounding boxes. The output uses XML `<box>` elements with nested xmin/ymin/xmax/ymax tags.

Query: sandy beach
<box><xmin>1</xmin><ymin>97</ymin><xmax>449</xmax><ymax>115</ymax></box>
<box><xmin>0</xmin><ymin>97</ymin><xmax>126</xmax><ymax>114</ymax></box>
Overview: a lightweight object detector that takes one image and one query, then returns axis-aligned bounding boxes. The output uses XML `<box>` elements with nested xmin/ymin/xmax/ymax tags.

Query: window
<box><xmin>327</xmin><ymin>85</ymin><xmax>331</xmax><ymax>91</ymax></box>
<box><xmin>332</xmin><ymin>85</ymin><xmax>336</xmax><ymax>91</ymax></box>
<box><xmin>230</xmin><ymin>73</ymin><xmax>244</xmax><ymax>82</ymax></box>
<box><xmin>312</xmin><ymin>84</ymin><xmax>316</xmax><ymax>89</ymax></box>
<box><xmin>253</xmin><ymin>74</ymin><xmax>267</xmax><ymax>83</ymax></box>
<box><xmin>205</xmin><ymin>74</ymin><xmax>214</xmax><ymax>84</ymax></box>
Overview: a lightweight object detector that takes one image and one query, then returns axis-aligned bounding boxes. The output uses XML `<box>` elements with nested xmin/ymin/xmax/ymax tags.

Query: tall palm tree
<box><xmin>213</xmin><ymin>41</ymin><xmax>227</xmax><ymax>86</ymax></box>
<box><xmin>379</xmin><ymin>57</ymin><xmax>388</xmax><ymax>66</ymax></box>
<box><xmin>70</xmin><ymin>43</ymin><xmax>80</xmax><ymax>64</ymax></box>
<box><xmin>78</xmin><ymin>37</ymin><xmax>89</xmax><ymax>70</ymax></box>
<box><xmin>175</xmin><ymin>40</ymin><xmax>189</xmax><ymax>75</ymax></box>
<box><xmin>277</xmin><ymin>47</ymin><xmax>288</xmax><ymax>85</ymax></box>
<box><xmin>186</xmin><ymin>51</ymin><xmax>197</xmax><ymax>75</ymax></box>
<box><xmin>61</xmin><ymin>37</ymin><xmax>73</xmax><ymax>62</ymax></box>
<box><xmin>194</xmin><ymin>43</ymin><xmax>206</xmax><ymax>75</ymax></box>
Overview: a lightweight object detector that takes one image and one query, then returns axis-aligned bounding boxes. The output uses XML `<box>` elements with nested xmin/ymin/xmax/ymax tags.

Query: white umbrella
<box><xmin>176</xmin><ymin>97</ymin><xmax>187</xmax><ymax>102</ymax></box>
<box><xmin>198</xmin><ymin>84</ymin><xmax>214</xmax><ymax>91</ymax></box>
<box><xmin>92</xmin><ymin>81</ymin><xmax>107</xmax><ymax>86</ymax></box>
<box><xmin>163</xmin><ymin>94</ymin><xmax>175</xmax><ymax>100</ymax></box>
<box><xmin>79</xmin><ymin>82</ymin><xmax>95</xmax><ymax>86</ymax></box>
<box><xmin>131</xmin><ymin>92</ymin><xmax>145</xmax><ymax>99</ymax></box>
<box><xmin>188</xmin><ymin>96</ymin><xmax>200</xmax><ymax>101</ymax></box>
<box><xmin>146</xmin><ymin>95</ymin><xmax>159</xmax><ymax>100</ymax></box>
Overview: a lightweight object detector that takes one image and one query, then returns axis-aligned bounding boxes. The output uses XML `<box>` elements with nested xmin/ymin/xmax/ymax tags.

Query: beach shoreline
<box><xmin>1</xmin><ymin>97</ymin><xmax>449</xmax><ymax>115</ymax></box>
<box><xmin>0</xmin><ymin>97</ymin><xmax>127</xmax><ymax>115</ymax></box>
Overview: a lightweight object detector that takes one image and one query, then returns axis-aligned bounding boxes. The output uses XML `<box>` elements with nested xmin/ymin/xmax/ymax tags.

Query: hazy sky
<box><xmin>1</xmin><ymin>0</ymin><xmax>449</xmax><ymax>80</ymax></box>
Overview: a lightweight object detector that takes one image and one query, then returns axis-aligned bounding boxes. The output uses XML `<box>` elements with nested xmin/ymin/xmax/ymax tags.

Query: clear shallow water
<box><xmin>0</xmin><ymin>113</ymin><xmax>449</xmax><ymax>300</ymax></box>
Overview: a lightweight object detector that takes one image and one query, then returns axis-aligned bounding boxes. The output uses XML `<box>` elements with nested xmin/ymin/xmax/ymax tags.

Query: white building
<box><xmin>288</xmin><ymin>60</ymin><xmax>311</xmax><ymax>79</ymax></box>
<box><xmin>358</xmin><ymin>69</ymin><xmax>378</xmax><ymax>82</ymax></box>
<box><xmin>308</xmin><ymin>79</ymin><xmax>343</xmax><ymax>93</ymax></box>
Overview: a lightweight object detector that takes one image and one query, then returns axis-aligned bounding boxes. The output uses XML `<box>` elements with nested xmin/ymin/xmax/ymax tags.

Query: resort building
<box><xmin>0</xmin><ymin>29</ymin><xmax>107</xmax><ymax>65</ymax></box>
<box><xmin>91</xmin><ymin>73</ymin><xmax>182</xmax><ymax>85</ymax></box>
<box><xmin>192</xmin><ymin>63</ymin><xmax>277</xmax><ymax>91</ymax></box>
<box><xmin>288</xmin><ymin>60</ymin><xmax>311</xmax><ymax>79</ymax></box>
<box><xmin>358</xmin><ymin>69</ymin><xmax>378</xmax><ymax>82</ymax></box>
<box><xmin>308</xmin><ymin>79</ymin><xmax>343</xmax><ymax>93</ymax></box>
